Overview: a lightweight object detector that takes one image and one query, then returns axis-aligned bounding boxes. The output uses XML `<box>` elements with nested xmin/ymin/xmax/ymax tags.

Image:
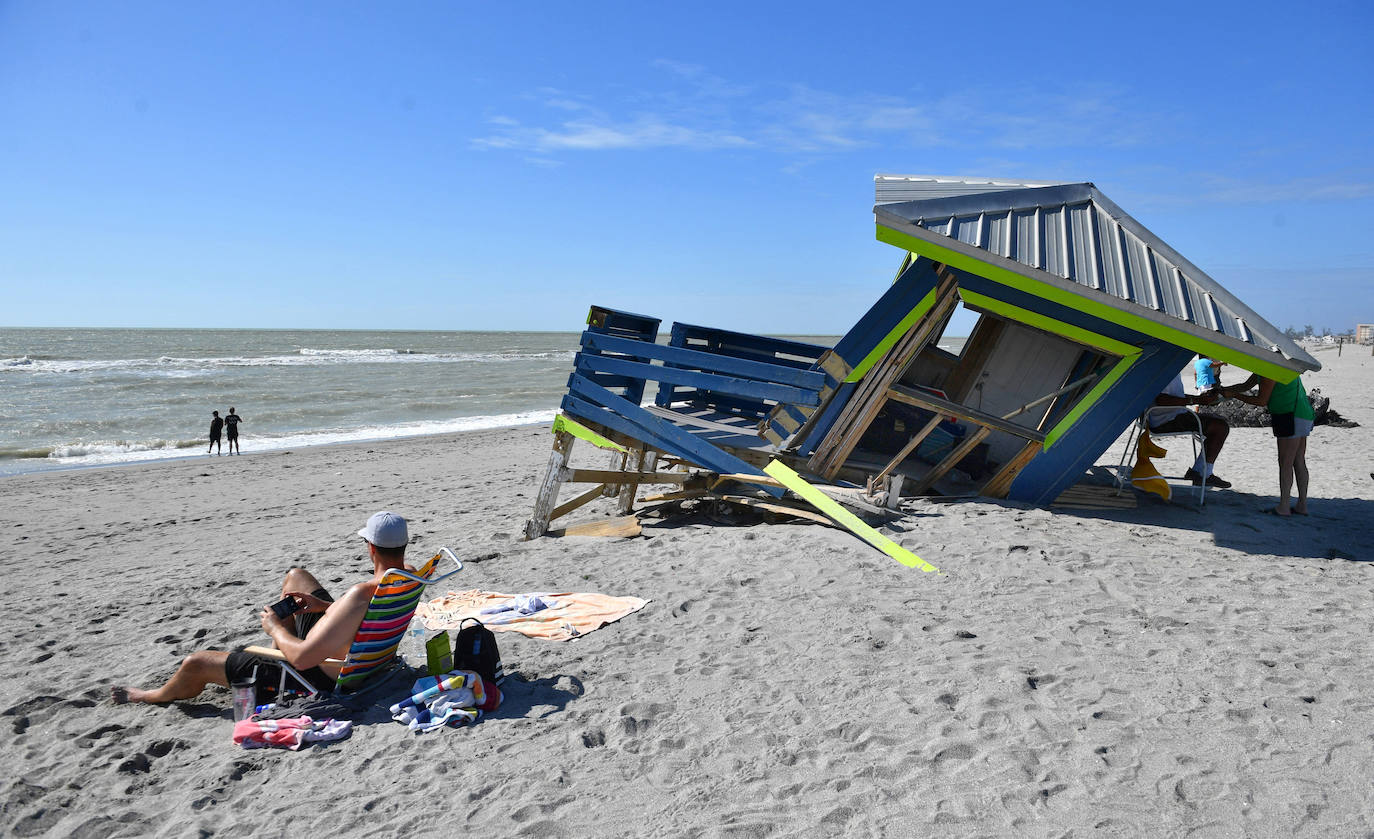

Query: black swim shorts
<box><xmin>225</xmin><ymin>587</ymin><xmax>337</xmax><ymax>697</ymax></box>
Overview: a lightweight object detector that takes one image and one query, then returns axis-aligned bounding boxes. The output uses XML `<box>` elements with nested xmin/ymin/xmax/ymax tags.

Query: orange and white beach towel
<box><xmin>417</xmin><ymin>590</ymin><xmax>649</xmax><ymax>641</ymax></box>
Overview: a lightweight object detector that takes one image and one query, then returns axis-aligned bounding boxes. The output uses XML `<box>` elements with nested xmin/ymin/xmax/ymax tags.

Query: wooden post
<box><xmin>617</xmin><ymin>449</ymin><xmax>656</xmax><ymax>514</ymax></box>
<box><xmin>602</xmin><ymin>448</ymin><xmax>627</xmax><ymax>498</ymax></box>
<box><xmin>885</xmin><ymin>474</ymin><xmax>905</xmax><ymax>510</ymax></box>
<box><xmin>524</xmin><ymin>430</ymin><xmax>575</xmax><ymax>540</ymax></box>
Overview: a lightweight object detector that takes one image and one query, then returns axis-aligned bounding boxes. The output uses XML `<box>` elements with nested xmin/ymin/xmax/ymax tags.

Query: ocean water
<box><xmin>1</xmin><ymin>328</ymin><xmax>881</xmax><ymax>478</ymax></box>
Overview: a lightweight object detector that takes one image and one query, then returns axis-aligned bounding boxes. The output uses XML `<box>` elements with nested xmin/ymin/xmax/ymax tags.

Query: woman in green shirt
<box><xmin>1237</xmin><ymin>375</ymin><xmax>1313</xmax><ymax>516</ymax></box>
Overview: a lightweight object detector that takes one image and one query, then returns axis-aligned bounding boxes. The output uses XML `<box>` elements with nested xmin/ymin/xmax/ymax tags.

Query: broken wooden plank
<box><xmin>550</xmin><ymin>516</ymin><xmax>643</xmax><ymax>538</ymax></box>
<box><xmin>910</xmin><ymin>425</ymin><xmax>992</xmax><ymax>495</ymax></box>
<box><xmin>716</xmin><ymin>495</ymin><xmax>837</xmax><ymax>527</ymax></box>
<box><xmin>641</xmin><ymin>488</ymin><xmax>714</xmax><ymax>503</ymax></box>
<box><xmin>980</xmin><ymin>440</ymin><xmax>1043</xmax><ymax>499</ymax></box>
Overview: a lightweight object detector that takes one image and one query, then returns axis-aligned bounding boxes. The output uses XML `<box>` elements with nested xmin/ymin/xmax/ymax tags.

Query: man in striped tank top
<box><xmin>112</xmin><ymin>512</ymin><xmax>411</xmax><ymax>705</ymax></box>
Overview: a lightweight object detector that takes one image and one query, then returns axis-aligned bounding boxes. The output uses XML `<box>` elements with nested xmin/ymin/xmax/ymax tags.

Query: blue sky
<box><xmin>2</xmin><ymin>1</ymin><xmax>1370</xmax><ymax>336</ymax></box>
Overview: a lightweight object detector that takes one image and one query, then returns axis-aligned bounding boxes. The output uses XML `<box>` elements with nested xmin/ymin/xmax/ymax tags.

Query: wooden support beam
<box><xmin>887</xmin><ymin>384</ymin><xmax>1046</xmax><ymax>442</ymax></box>
<box><xmin>711</xmin><ymin>472</ymin><xmax>786</xmax><ymax>488</ymax></box>
<box><xmin>565</xmin><ymin>468</ymin><xmax>690</xmax><ymax>485</ymax></box>
<box><xmin>808</xmin><ymin>271</ymin><xmax>961</xmax><ymax>479</ymax></box>
<box><xmin>641</xmin><ymin>488</ymin><xmax>714</xmax><ymax>503</ymax></box>
<box><xmin>910</xmin><ymin>425</ymin><xmax>992</xmax><ymax>495</ymax></box>
<box><xmin>550</xmin><ymin>484</ymin><xmax>610</xmax><ymax>522</ymax></box>
<box><xmin>979</xmin><ymin>440</ymin><xmax>1042</xmax><ymax>499</ymax></box>
<box><xmin>524</xmin><ymin>430</ymin><xmax>575</xmax><ymax>540</ymax></box>
<box><xmin>872</xmin><ymin>413</ymin><xmax>946</xmax><ymax>485</ymax></box>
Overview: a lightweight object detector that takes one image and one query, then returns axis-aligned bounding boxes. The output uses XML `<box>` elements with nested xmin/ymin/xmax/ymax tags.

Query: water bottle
<box><xmin>400</xmin><ymin>623</ymin><xmax>427</xmax><ymax>665</ymax></box>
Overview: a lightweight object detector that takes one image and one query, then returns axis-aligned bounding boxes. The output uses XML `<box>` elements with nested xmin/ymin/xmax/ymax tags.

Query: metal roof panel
<box><xmin>873</xmin><ymin>174</ymin><xmax>1319</xmax><ymax>372</ymax></box>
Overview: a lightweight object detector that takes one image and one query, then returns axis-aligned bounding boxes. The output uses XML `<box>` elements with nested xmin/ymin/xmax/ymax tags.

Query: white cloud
<box><xmin>470</xmin><ymin>69</ymin><xmax>1153</xmax><ymax>158</ymax></box>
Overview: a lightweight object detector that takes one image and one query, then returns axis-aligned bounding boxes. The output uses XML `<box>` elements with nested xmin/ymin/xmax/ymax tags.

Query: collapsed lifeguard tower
<box><xmin>525</xmin><ymin>175</ymin><xmax>1320</xmax><ymax>539</ymax></box>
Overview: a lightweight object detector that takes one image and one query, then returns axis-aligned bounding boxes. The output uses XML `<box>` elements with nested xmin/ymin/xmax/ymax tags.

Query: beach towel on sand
<box><xmin>232</xmin><ymin>716</ymin><xmax>352</xmax><ymax>750</ymax></box>
<box><xmin>389</xmin><ymin>670</ymin><xmax>501</xmax><ymax>734</ymax></box>
<box><xmin>417</xmin><ymin>590</ymin><xmax>649</xmax><ymax>641</ymax></box>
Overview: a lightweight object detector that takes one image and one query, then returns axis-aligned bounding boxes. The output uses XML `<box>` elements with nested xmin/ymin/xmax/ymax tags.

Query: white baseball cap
<box><xmin>357</xmin><ymin>511</ymin><xmax>408</xmax><ymax>548</ymax></box>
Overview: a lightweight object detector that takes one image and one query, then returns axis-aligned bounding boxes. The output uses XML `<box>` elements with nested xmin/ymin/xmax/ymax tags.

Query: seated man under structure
<box><xmin>1149</xmin><ymin>367</ymin><xmax>1257</xmax><ymax>489</ymax></box>
<box><xmin>112</xmin><ymin>511</ymin><xmax>413</xmax><ymax>705</ymax></box>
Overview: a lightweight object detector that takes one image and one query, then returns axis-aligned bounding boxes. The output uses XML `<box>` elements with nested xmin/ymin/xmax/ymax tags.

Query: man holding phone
<box><xmin>112</xmin><ymin>511</ymin><xmax>412</xmax><ymax>705</ymax></box>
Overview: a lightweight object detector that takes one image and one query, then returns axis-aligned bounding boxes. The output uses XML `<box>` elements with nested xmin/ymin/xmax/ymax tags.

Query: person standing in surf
<box><xmin>225</xmin><ymin>407</ymin><xmax>243</xmax><ymax>454</ymax></box>
<box><xmin>208</xmin><ymin>410</ymin><xmax>223</xmax><ymax>455</ymax></box>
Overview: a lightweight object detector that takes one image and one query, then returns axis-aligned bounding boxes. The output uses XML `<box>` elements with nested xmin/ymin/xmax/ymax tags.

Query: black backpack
<box><xmin>453</xmin><ymin>618</ymin><xmax>505</xmax><ymax>686</ymax></box>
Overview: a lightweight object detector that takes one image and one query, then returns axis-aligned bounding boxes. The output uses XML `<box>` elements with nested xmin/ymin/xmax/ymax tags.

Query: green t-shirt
<box><xmin>1267</xmin><ymin>376</ymin><xmax>1314</xmax><ymax>420</ymax></box>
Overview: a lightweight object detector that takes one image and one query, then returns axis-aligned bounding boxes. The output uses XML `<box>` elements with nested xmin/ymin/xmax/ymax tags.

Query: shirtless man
<box><xmin>112</xmin><ymin>511</ymin><xmax>411</xmax><ymax>705</ymax></box>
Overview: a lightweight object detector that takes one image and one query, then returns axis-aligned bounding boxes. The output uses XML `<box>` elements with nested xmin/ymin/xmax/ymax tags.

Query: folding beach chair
<box><xmin>243</xmin><ymin>547</ymin><xmax>464</xmax><ymax>699</ymax></box>
<box><xmin>1114</xmin><ymin>407</ymin><xmax>1207</xmax><ymax>505</ymax></box>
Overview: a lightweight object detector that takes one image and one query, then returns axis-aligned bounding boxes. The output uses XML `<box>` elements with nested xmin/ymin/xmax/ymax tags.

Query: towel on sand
<box><xmin>232</xmin><ymin>716</ymin><xmax>352</xmax><ymax>750</ymax></box>
<box><xmin>418</xmin><ymin>590</ymin><xmax>649</xmax><ymax>641</ymax></box>
<box><xmin>389</xmin><ymin>670</ymin><xmax>500</xmax><ymax>734</ymax></box>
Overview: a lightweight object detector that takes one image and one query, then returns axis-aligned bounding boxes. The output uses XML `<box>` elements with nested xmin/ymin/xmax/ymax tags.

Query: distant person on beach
<box><xmin>224</xmin><ymin>407</ymin><xmax>242</xmax><ymax>454</ymax></box>
<box><xmin>1149</xmin><ymin>371</ymin><xmax>1237</xmax><ymax>488</ymax></box>
<box><xmin>1194</xmin><ymin>355</ymin><xmax>1225</xmax><ymax>396</ymax></box>
<box><xmin>1235</xmin><ymin>375</ymin><xmax>1313</xmax><ymax>517</ymax></box>
<box><xmin>208</xmin><ymin>410</ymin><xmax>223</xmax><ymax>455</ymax></box>
<box><xmin>111</xmin><ymin>511</ymin><xmax>413</xmax><ymax>705</ymax></box>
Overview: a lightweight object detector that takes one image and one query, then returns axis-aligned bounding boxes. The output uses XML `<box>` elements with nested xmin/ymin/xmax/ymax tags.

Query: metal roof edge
<box><xmin>1084</xmin><ymin>187</ymin><xmax>1320</xmax><ymax>370</ymax></box>
<box><xmin>873</xmin><ymin>183</ymin><xmax>1096</xmax><ymax>223</ymax></box>
<box><xmin>874</xmin><ymin>217</ymin><xmax>1320</xmax><ymax>376</ymax></box>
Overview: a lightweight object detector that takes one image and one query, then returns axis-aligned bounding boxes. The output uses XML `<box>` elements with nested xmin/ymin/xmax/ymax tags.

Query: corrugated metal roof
<box><xmin>873</xmin><ymin>176</ymin><xmax>1320</xmax><ymax>373</ymax></box>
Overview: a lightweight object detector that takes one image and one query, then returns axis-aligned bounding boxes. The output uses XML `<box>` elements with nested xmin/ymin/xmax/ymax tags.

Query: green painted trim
<box><xmin>553</xmin><ymin>413</ymin><xmax>627</xmax><ymax>453</ymax></box>
<box><xmin>762</xmin><ymin>460</ymin><xmax>938</xmax><ymax>572</ymax></box>
<box><xmin>844</xmin><ymin>287</ymin><xmax>938</xmax><ymax>383</ymax></box>
<box><xmin>1043</xmin><ymin>353</ymin><xmax>1138</xmax><ymax>448</ymax></box>
<box><xmin>876</xmin><ymin>225</ymin><xmax>1299</xmax><ymax>383</ymax></box>
<box><xmin>957</xmin><ymin>289</ymin><xmax>1139</xmax><ymax>357</ymax></box>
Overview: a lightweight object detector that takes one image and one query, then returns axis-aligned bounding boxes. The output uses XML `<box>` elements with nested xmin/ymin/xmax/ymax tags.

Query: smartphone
<box><xmin>270</xmin><ymin>595</ymin><xmax>302</xmax><ymax>620</ymax></box>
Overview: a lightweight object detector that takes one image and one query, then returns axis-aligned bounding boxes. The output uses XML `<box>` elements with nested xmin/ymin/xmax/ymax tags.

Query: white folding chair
<box><xmin>1114</xmin><ymin>406</ymin><xmax>1207</xmax><ymax>505</ymax></box>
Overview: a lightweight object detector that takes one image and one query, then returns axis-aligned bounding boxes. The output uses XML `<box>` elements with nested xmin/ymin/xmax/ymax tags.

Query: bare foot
<box><xmin>111</xmin><ymin>686</ymin><xmax>159</xmax><ymax>704</ymax></box>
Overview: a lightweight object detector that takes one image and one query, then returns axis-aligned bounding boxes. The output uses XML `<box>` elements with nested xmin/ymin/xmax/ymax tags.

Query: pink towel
<box><xmin>417</xmin><ymin>590</ymin><xmax>648</xmax><ymax>641</ymax></box>
<box><xmin>232</xmin><ymin>716</ymin><xmax>352</xmax><ymax>750</ymax></box>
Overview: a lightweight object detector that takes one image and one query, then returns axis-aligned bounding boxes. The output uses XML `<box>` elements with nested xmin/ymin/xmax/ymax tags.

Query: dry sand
<box><xmin>2</xmin><ymin>350</ymin><xmax>1372</xmax><ymax>837</ymax></box>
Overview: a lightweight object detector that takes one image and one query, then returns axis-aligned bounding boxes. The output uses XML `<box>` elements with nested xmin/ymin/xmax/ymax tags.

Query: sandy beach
<box><xmin>2</xmin><ymin>348</ymin><xmax>1371</xmax><ymax>837</ymax></box>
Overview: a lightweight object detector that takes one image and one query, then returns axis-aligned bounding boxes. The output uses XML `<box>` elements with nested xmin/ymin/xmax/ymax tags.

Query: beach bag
<box><xmin>452</xmin><ymin>618</ymin><xmax>505</xmax><ymax>686</ymax></box>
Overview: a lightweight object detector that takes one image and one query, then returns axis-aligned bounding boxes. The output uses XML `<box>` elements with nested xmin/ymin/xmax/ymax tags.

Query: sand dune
<box><xmin>1</xmin><ymin>351</ymin><xmax>1371</xmax><ymax>837</ymax></box>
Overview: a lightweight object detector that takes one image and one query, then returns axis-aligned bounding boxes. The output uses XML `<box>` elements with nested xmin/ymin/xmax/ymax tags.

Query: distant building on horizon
<box><xmin>1358</xmin><ymin>323</ymin><xmax>1374</xmax><ymax>344</ymax></box>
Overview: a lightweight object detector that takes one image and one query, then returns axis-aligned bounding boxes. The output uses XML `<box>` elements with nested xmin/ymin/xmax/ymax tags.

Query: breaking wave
<box><xmin>0</xmin><ymin>409</ymin><xmax>558</xmax><ymax>474</ymax></box>
<box><xmin>0</xmin><ymin>349</ymin><xmax>575</xmax><ymax>375</ymax></box>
